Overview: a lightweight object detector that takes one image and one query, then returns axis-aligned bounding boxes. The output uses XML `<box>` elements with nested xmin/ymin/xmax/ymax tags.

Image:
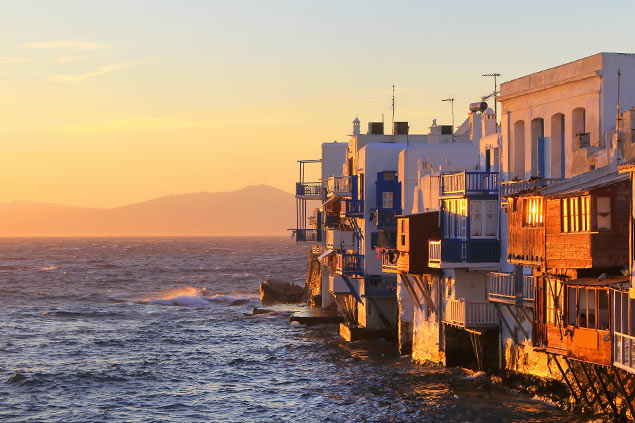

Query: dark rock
<box><xmin>259</xmin><ymin>279</ymin><xmax>307</xmax><ymax>306</ymax></box>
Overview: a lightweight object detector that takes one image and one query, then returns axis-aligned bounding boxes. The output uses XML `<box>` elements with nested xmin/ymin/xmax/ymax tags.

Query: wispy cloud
<box><xmin>56</xmin><ymin>56</ymin><xmax>83</xmax><ymax>63</ymax></box>
<box><xmin>23</xmin><ymin>41</ymin><xmax>109</xmax><ymax>50</ymax></box>
<box><xmin>49</xmin><ymin>62</ymin><xmax>128</xmax><ymax>82</ymax></box>
<box><xmin>0</xmin><ymin>56</ymin><xmax>33</xmax><ymax>63</ymax></box>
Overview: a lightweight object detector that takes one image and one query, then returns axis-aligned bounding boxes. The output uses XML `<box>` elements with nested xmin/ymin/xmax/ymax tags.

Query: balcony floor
<box><xmin>429</xmin><ymin>261</ymin><xmax>499</xmax><ymax>270</ymax></box>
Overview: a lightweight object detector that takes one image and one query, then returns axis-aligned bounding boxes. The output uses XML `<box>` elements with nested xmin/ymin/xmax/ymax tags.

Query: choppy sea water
<box><xmin>0</xmin><ymin>237</ymin><xmax>596</xmax><ymax>422</ymax></box>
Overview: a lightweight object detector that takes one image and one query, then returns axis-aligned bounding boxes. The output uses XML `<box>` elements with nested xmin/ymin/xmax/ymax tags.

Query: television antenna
<box><xmin>442</xmin><ymin>98</ymin><xmax>455</xmax><ymax>132</ymax></box>
<box><xmin>482</xmin><ymin>73</ymin><xmax>501</xmax><ymax>119</ymax></box>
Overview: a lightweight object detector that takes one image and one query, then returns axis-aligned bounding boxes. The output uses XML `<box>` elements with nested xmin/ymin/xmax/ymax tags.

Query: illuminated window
<box><xmin>523</xmin><ymin>197</ymin><xmax>543</xmax><ymax>227</ymax></box>
<box><xmin>382</xmin><ymin>192</ymin><xmax>393</xmax><ymax>209</ymax></box>
<box><xmin>443</xmin><ymin>199</ymin><xmax>467</xmax><ymax>238</ymax></box>
<box><xmin>562</xmin><ymin>196</ymin><xmax>591</xmax><ymax>232</ymax></box>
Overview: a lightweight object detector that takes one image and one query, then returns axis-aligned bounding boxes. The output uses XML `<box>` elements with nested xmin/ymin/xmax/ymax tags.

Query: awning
<box><xmin>565</xmin><ymin>276</ymin><xmax>629</xmax><ymax>287</ymax></box>
<box><xmin>318</xmin><ymin>249</ymin><xmax>335</xmax><ymax>262</ymax></box>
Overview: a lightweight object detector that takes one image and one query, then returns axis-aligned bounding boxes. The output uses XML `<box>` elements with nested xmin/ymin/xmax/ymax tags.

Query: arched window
<box><xmin>572</xmin><ymin>107</ymin><xmax>589</xmax><ymax>148</ymax></box>
<box><xmin>513</xmin><ymin>120</ymin><xmax>525</xmax><ymax>178</ymax></box>
<box><xmin>550</xmin><ymin>113</ymin><xmax>565</xmax><ymax>179</ymax></box>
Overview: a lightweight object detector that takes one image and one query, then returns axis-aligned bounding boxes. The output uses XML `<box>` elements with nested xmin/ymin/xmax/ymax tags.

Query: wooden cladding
<box><xmin>507</xmin><ymin>196</ymin><xmax>545</xmax><ymax>265</ymax></box>
<box><xmin>396</xmin><ymin>212</ymin><xmax>440</xmax><ymax>275</ymax></box>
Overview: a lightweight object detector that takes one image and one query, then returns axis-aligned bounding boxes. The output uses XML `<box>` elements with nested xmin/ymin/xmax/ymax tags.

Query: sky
<box><xmin>1</xmin><ymin>0</ymin><xmax>635</xmax><ymax>208</ymax></box>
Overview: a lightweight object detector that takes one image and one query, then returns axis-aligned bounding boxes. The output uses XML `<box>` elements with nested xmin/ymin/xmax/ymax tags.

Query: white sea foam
<box><xmin>147</xmin><ymin>287</ymin><xmax>251</xmax><ymax>308</ymax></box>
<box><xmin>39</xmin><ymin>266</ymin><xmax>59</xmax><ymax>271</ymax></box>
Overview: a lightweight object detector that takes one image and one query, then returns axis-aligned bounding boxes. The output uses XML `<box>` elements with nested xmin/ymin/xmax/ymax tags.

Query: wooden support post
<box><xmin>413</xmin><ymin>275</ymin><xmax>438</xmax><ymax>315</ymax></box>
<box><xmin>612</xmin><ymin>367</ymin><xmax>635</xmax><ymax>419</ymax></box>
<box><xmin>400</xmin><ymin>272</ymin><xmax>423</xmax><ymax>310</ymax></box>
<box><xmin>503</xmin><ymin>304</ymin><xmax>530</xmax><ymax>340</ymax></box>
<box><xmin>593</xmin><ymin>364</ymin><xmax>620</xmax><ymax>417</ymax></box>
<box><xmin>467</xmin><ymin>329</ymin><xmax>484</xmax><ymax>371</ymax></box>
<box><xmin>563</xmin><ymin>358</ymin><xmax>592</xmax><ymax>409</ymax></box>
<box><xmin>550</xmin><ymin>353</ymin><xmax>581</xmax><ymax>405</ymax></box>
<box><xmin>578</xmin><ymin>361</ymin><xmax>608</xmax><ymax>415</ymax></box>
<box><xmin>493</xmin><ymin>303</ymin><xmax>520</xmax><ymax>346</ymax></box>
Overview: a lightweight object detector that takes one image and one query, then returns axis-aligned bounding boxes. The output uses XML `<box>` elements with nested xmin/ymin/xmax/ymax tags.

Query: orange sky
<box><xmin>1</xmin><ymin>1</ymin><xmax>633</xmax><ymax>207</ymax></box>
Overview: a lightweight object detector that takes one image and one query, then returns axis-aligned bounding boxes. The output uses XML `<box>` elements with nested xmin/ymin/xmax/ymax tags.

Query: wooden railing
<box><xmin>375</xmin><ymin>208</ymin><xmax>398</xmax><ymax>228</ymax></box>
<box><xmin>342</xmin><ymin>199</ymin><xmax>364</xmax><ymax>217</ymax></box>
<box><xmin>326</xmin><ymin>176</ymin><xmax>352</xmax><ymax>196</ymax></box>
<box><xmin>295</xmin><ymin>229</ymin><xmax>321</xmax><ymax>242</ymax></box>
<box><xmin>445</xmin><ymin>299</ymin><xmax>499</xmax><ymax>327</ymax></box>
<box><xmin>381</xmin><ymin>249</ymin><xmax>399</xmax><ymax>271</ymax></box>
<box><xmin>336</xmin><ymin>253</ymin><xmax>364</xmax><ymax>276</ymax></box>
<box><xmin>487</xmin><ymin>272</ymin><xmax>536</xmax><ymax>302</ymax></box>
<box><xmin>441</xmin><ymin>171</ymin><xmax>499</xmax><ymax>196</ymax></box>
<box><xmin>500</xmin><ymin>177</ymin><xmax>559</xmax><ymax>197</ymax></box>
<box><xmin>296</xmin><ymin>181</ymin><xmax>323</xmax><ymax>197</ymax></box>
<box><xmin>428</xmin><ymin>239</ymin><xmax>499</xmax><ymax>265</ymax></box>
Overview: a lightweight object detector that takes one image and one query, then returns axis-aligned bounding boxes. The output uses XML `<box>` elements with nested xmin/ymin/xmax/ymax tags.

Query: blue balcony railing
<box><xmin>441</xmin><ymin>171</ymin><xmax>499</xmax><ymax>196</ymax></box>
<box><xmin>295</xmin><ymin>229</ymin><xmax>322</xmax><ymax>243</ymax></box>
<box><xmin>363</xmin><ymin>275</ymin><xmax>397</xmax><ymax>298</ymax></box>
<box><xmin>429</xmin><ymin>239</ymin><xmax>499</xmax><ymax>264</ymax></box>
<box><xmin>375</xmin><ymin>208</ymin><xmax>398</xmax><ymax>229</ymax></box>
<box><xmin>342</xmin><ymin>199</ymin><xmax>364</xmax><ymax>218</ymax></box>
<box><xmin>336</xmin><ymin>253</ymin><xmax>364</xmax><ymax>276</ymax></box>
<box><xmin>296</xmin><ymin>181</ymin><xmax>323</xmax><ymax>198</ymax></box>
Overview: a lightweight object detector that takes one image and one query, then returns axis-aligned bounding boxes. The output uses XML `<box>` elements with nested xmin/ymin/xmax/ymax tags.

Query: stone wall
<box><xmin>305</xmin><ymin>252</ymin><xmax>322</xmax><ymax>307</ymax></box>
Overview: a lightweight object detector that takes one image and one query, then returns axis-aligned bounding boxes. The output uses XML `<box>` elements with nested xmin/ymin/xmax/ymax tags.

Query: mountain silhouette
<box><xmin>0</xmin><ymin>185</ymin><xmax>296</xmax><ymax>236</ymax></box>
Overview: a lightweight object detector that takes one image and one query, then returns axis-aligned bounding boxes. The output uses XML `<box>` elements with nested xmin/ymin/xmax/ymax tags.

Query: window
<box><xmin>568</xmin><ymin>287</ymin><xmax>577</xmax><ymax>326</ymax></box>
<box><xmin>443</xmin><ymin>199</ymin><xmax>467</xmax><ymax>239</ymax></box>
<box><xmin>566</xmin><ymin>286</ymin><xmax>609</xmax><ymax>330</ymax></box>
<box><xmin>470</xmin><ymin>200</ymin><xmax>498</xmax><ymax>237</ymax></box>
<box><xmin>523</xmin><ymin>197</ymin><xmax>543</xmax><ymax>227</ymax></box>
<box><xmin>597</xmin><ymin>196</ymin><xmax>611</xmax><ymax>230</ymax></box>
<box><xmin>562</xmin><ymin>196</ymin><xmax>591</xmax><ymax>232</ymax></box>
<box><xmin>382</xmin><ymin>192</ymin><xmax>393</xmax><ymax>209</ymax></box>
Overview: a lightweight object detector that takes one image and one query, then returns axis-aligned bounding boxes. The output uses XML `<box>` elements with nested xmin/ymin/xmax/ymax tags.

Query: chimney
<box><xmin>481</xmin><ymin>108</ymin><xmax>496</xmax><ymax>137</ymax></box>
<box><xmin>393</xmin><ymin>121</ymin><xmax>409</xmax><ymax>135</ymax></box>
<box><xmin>368</xmin><ymin>122</ymin><xmax>384</xmax><ymax>135</ymax></box>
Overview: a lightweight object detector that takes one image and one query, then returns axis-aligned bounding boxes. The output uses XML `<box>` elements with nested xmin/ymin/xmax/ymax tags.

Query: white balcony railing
<box><xmin>487</xmin><ymin>273</ymin><xmax>536</xmax><ymax>302</ymax></box>
<box><xmin>614</xmin><ymin>332</ymin><xmax>635</xmax><ymax>372</ymax></box>
<box><xmin>326</xmin><ymin>230</ymin><xmax>355</xmax><ymax>250</ymax></box>
<box><xmin>445</xmin><ymin>299</ymin><xmax>499</xmax><ymax>327</ymax></box>
<box><xmin>326</xmin><ymin>176</ymin><xmax>352</xmax><ymax>196</ymax></box>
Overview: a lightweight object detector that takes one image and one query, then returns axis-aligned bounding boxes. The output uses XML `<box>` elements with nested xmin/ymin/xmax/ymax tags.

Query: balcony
<box><xmin>613</xmin><ymin>289</ymin><xmax>635</xmax><ymax>373</ymax></box>
<box><xmin>487</xmin><ymin>272</ymin><xmax>536</xmax><ymax>304</ymax></box>
<box><xmin>326</xmin><ymin>229</ymin><xmax>355</xmax><ymax>250</ymax></box>
<box><xmin>336</xmin><ymin>253</ymin><xmax>364</xmax><ymax>277</ymax></box>
<box><xmin>444</xmin><ymin>299</ymin><xmax>499</xmax><ymax>328</ymax></box>
<box><xmin>381</xmin><ymin>249</ymin><xmax>399</xmax><ymax>273</ymax></box>
<box><xmin>500</xmin><ymin>177</ymin><xmax>559</xmax><ymax>197</ymax></box>
<box><xmin>375</xmin><ymin>208</ymin><xmax>398</xmax><ymax>229</ymax></box>
<box><xmin>341</xmin><ymin>199</ymin><xmax>364</xmax><ymax>218</ymax></box>
<box><xmin>326</xmin><ymin>176</ymin><xmax>352</xmax><ymax>197</ymax></box>
<box><xmin>428</xmin><ymin>239</ymin><xmax>500</xmax><ymax>268</ymax></box>
<box><xmin>295</xmin><ymin>229</ymin><xmax>321</xmax><ymax>243</ymax></box>
<box><xmin>295</xmin><ymin>181</ymin><xmax>323</xmax><ymax>199</ymax></box>
<box><xmin>363</xmin><ymin>275</ymin><xmax>397</xmax><ymax>298</ymax></box>
<box><xmin>440</xmin><ymin>171</ymin><xmax>499</xmax><ymax>197</ymax></box>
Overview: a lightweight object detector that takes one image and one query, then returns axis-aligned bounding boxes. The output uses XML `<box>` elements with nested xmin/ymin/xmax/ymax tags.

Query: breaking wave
<box><xmin>147</xmin><ymin>287</ymin><xmax>252</xmax><ymax>308</ymax></box>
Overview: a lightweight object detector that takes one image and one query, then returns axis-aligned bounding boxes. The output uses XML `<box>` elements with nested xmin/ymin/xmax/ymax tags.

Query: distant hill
<box><xmin>0</xmin><ymin>185</ymin><xmax>296</xmax><ymax>236</ymax></box>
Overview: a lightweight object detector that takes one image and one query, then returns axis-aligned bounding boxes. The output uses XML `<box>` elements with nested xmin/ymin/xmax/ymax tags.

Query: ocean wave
<box><xmin>146</xmin><ymin>287</ymin><xmax>252</xmax><ymax>308</ymax></box>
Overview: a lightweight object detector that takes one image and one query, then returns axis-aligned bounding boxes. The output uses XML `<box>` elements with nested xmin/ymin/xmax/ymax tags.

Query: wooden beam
<box><xmin>503</xmin><ymin>304</ymin><xmax>530</xmax><ymax>340</ymax></box>
<box><xmin>563</xmin><ymin>358</ymin><xmax>592</xmax><ymax>409</ymax></box>
<box><xmin>341</xmin><ymin>275</ymin><xmax>363</xmax><ymax>305</ymax></box>
<box><xmin>593</xmin><ymin>364</ymin><xmax>620</xmax><ymax>417</ymax></box>
<box><xmin>400</xmin><ymin>272</ymin><xmax>423</xmax><ymax>310</ymax></box>
<box><xmin>517</xmin><ymin>304</ymin><xmax>534</xmax><ymax>327</ymax></box>
<box><xmin>493</xmin><ymin>303</ymin><xmax>520</xmax><ymax>346</ymax></box>
<box><xmin>578</xmin><ymin>361</ymin><xmax>608</xmax><ymax>415</ymax></box>
<box><xmin>412</xmin><ymin>275</ymin><xmax>438</xmax><ymax>315</ymax></box>
<box><xmin>550</xmin><ymin>353</ymin><xmax>581</xmax><ymax>405</ymax></box>
<box><xmin>612</xmin><ymin>367</ymin><xmax>635</xmax><ymax>419</ymax></box>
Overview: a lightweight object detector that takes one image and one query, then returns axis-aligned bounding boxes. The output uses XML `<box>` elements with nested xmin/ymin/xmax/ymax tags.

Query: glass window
<box><xmin>568</xmin><ymin>287</ymin><xmax>577</xmax><ymax>326</ymax></box>
<box><xmin>562</xmin><ymin>196</ymin><xmax>591</xmax><ymax>232</ymax></box>
<box><xmin>598</xmin><ymin>290</ymin><xmax>609</xmax><ymax>330</ymax></box>
<box><xmin>523</xmin><ymin>198</ymin><xmax>543</xmax><ymax>227</ymax></box>
<box><xmin>382</xmin><ymin>192</ymin><xmax>393</xmax><ymax>209</ymax></box>
<box><xmin>597</xmin><ymin>196</ymin><xmax>611</xmax><ymax>230</ymax></box>
<box><xmin>485</xmin><ymin>201</ymin><xmax>497</xmax><ymax>236</ymax></box>
<box><xmin>579</xmin><ymin>288</ymin><xmax>588</xmax><ymax>328</ymax></box>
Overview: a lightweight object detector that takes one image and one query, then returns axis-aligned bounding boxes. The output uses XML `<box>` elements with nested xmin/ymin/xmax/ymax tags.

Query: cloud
<box><xmin>23</xmin><ymin>41</ymin><xmax>109</xmax><ymax>50</ymax></box>
<box><xmin>56</xmin><ymin>56</ymin><xmax>83</xmax><ymax>63</ymax></box>
<box><xmin>48</xmin><ymin>62</ymin><xmax>128</xmax><ymax>82</ymax></box>
<box><xmin>0</xmin><ymin>56</ymin><xmax>32</xmax><ymax>63</ymax></box>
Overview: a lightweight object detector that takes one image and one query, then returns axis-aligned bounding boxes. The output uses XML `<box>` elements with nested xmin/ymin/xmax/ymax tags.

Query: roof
<box><xmin>537</xmin><ymin>164</ymin><xmax>628</xmax><ymax>198</ymax></box>
<box><xmin>618</xmin><ymin>160</ymin><xmax>635</xmax><ymax>173</ymax></box>
<box><xmin>566</xmin><ymin>276</ymin><xmax>629</xmax><ymax>287</ymax></box>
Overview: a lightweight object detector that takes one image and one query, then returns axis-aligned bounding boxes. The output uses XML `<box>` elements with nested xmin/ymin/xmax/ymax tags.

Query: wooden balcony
<box><xmin>428</xmin><ymin>239</ymin><xmax>499</xmax><ymax>268</ymax></box>
<box><xmin>341</xmin><ymin>199</ymin><xmax>364</xmax><ymax>218</ymax></box>
<box><xmin>295</xmin><ymin>229</ymin><xmax>321</xmax><ymax>243</ymax></box>
<box><xmin>440</xmin><ymin>171</ymin><xmax>498</xmax><ymax>197</ymax></box>
<box><xmin>326</xmin><ymin>229</ymin><xmax>355</xmax><ymax>251</ymax></box>
<box><xmin>380</xmin><ymin>249</ymin><xmax>399</xmax><ymax>273</ymax></box>
<box><xmin>500</xmin><ymin>177</ymin><xmax>559</xmax><ymax>197</ymax></box>
<box><xmin>444</xmin><ymin>299</ymin><xmax>499</xmax><ymax>328</ymax></box>
<box><xmin>487</xmin><ymin>272</ymin><xmax>535</xmax><ymax>304</ymax></box>
<box><xmin>335</xmin><ymin>253</ymin><xmax>364</xmax><ymax>277</ymax></box>
<box><xmin>375</xmin><ymin>208</ymin><xmax>397</xmax><ymax>229</ymax></box>
<box><xmin>295</xmin><ymin>181</ymin><xmax>323</xmax><ymax>199</ymax></box>
<box><xmin>326</xmin><ymin>176</ymin><xmax>352</xmax><ymax>197</ymax></box>
<box><xmin>613</xmin><ymin>289</ymin><xmax>635</xmax><ymax>373</ymax></box>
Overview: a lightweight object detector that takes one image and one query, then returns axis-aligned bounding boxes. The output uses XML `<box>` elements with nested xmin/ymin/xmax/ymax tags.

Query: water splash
<box><xmin>146</xmin><ymin>287</ymin><xmax>251</xmax><ymax>308</ymax></box>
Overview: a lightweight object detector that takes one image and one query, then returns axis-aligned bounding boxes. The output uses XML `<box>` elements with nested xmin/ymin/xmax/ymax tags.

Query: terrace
<box><xmin>444</xmin><ymin>299</ymin><xmax>499</xmax><ymax>328</ymax></box>
<box><xmin>428</xmin><ymin>239</ymin><xmax>499</xmax><ymax>268</ymax></box>
<box><xmin>486</xmin><ymin>272</ymin><xmax>536</xmax><ymax>305</ymax></box>
<box><xmin>440</xmin><ymin>171</ymin><xmax>499</xmax><ymax>197</ymax></box>
<box><xmin>335</xmin><ymin>253</ymin><xmax>364</xmax><ymax>277</ymax></box>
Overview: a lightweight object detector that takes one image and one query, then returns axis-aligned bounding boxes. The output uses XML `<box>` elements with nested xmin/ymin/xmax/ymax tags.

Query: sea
<box><xmin>0</xmin><ymin>237</ymin><xmax>599</xmax><ymax>422</ymax></box>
